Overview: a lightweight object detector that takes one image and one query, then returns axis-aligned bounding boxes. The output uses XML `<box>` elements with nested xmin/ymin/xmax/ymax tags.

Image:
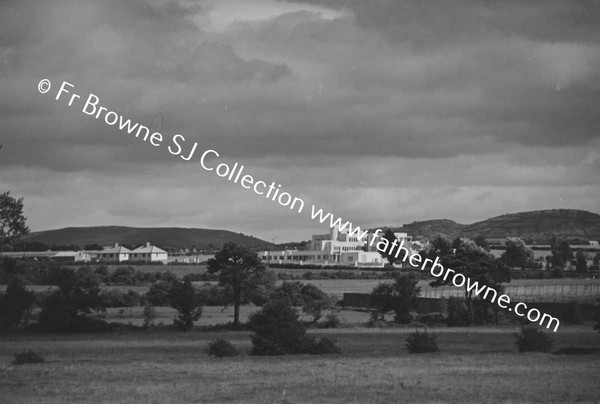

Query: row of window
<box><xmin>261</xmin><ymin>255</ymin><xmax>338</xmax><ymax>261</ymax></box>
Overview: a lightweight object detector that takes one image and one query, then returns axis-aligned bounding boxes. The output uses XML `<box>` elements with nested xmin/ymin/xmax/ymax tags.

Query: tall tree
<box><xmin>502</xmin><ymin>237</ymin><xmax>534</xmax><ymax>269</ymax></box>
<box><xmin>207</xmin><ymin>242</ymin><xmax>265</xmax><ymax>325</ymax></box>
<box><xmin>427</xmin><ymin>237</ymin><xmax>510</xmax><ymax>320</ymax></box>
<box><xmin>0</xmin><ymin>192</ymin><xmax>29</xmax><ymax>248</ymax></box>
<box><xmin>575</xmin><ymin>249</ymin><xmax>588</xmax><ymax>272</ymax></box>
<box><xmin>551</xmin><ymin>239</ymin><xmax>573</xmax><ymax>269</ymax></box>
<box><xmin>377</xmin><ymin>228</ymin><xmax>399</xmax><ymax>265</ymax></box>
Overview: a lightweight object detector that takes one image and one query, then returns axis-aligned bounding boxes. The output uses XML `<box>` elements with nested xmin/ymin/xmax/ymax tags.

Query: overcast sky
<box><xmin>1</xmin><ymin>0</ymin><xmax>599</xmax><ymax>242</ymax></box>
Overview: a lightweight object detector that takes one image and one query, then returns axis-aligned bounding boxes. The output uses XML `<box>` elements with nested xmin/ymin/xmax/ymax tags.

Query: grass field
<box><xmin>1</xmin><ymin>326</ymin><xmax>599</xmax><ymax>403</ymax></box>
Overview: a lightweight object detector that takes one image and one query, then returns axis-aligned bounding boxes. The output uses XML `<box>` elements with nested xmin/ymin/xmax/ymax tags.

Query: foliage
<box><xmin>168</xmin><ymin>279</ymin><xmax>203</xmax><ymax>331</ymax></box>
<box><xmin>446</xmin><ymin>297</ymin><xmax>472</xmax><ymax>327</ymax></box>
<box><xmin>377</xmin><ymin>228</ymin><xmax>399</xmax><ymax>265</ymax></box>
<box><xmin>0</xmin><ymin>280</ymin><xmax>34</xmax><ymax>330</ymax></box>
<box><xmin>370</xmin><ymin>273</ymin><xmax>420</xmax><ymax>323</ymax></box>
<box><xmin>575</xmin><ymin>249</ymin><xmax>588</xmax><ymax>272</ymax></box>
<box><xmin>248</xmin><ymin>299</ymin><xmax>340</xmax><ymax>355</ymax></box>
<box><xmin>427</xmin><ymin>237</ymin><xmax>510</xmax><ymax>321</ymax></box>
<box><xmin>99</xmin><ymin>289</ymin><xmax>141</xmax><ymax>307</ymax></box>
<box><xmin>207</xmin><ymin>338</ymin><xmax>239</xmax><ymax>358</ymax></box>
<box><xmin>207</xmin><ymin>242</ymin><xmax>268</xmax><ymax>325</ymax></box>
<box><xmin>322</xmin><ymin>311</ymin><xmax>341</xmax><ymax>328</ymax></box>
<box><xmin>405</xmin><ymin>328</ymin><xmax>439</xmax><ymax>353</ymax></box>
<box><xmin>502</xmin><ymin>238</ymin><xmax>534</xmax><ymax>269</ymax></box>
<box><xmin>143</xmin><ymin>302</ymin><xmax>157</xmax><ymax>328</ymax></box>
<box><xmin>514</xmin><ymin>327</ymin><xmax>553</xmax><ymax>353</ymax></box>
<box><xmin>594</xmin><ymin>301</ymin><xmax>600</xmax><ymax>334</ymax></box>
<box><xmin>38</xmin><ymin>267</ymin><xmax>107</xmax><ymax>333</ymax></box>
<box><xmin>550</xmin><ymin>237</ymin><xmax>572</xmax><ymax>269</ymax></box>
<box><xmin>562</xmin><ymin>301</ymin><xmax>583</xmax><ymax>325</ymax></box>
<box><xmin>12</xmin><ymin>349</ymin><xmax>45</xmax><ymax>365</ymax></box>
<box><xmin>0</xmin><ymin>191</ymin><xmax>29</xmax><ymax>247</ymax></box>
<box><xmin>146</xmin><ymin>279</ymin><xmax>176</xmax><ymax>306</ymax></box>
<box><xmin>300</xmin><ymin>283</ymin><xmax>334</xmax><ymax>323</ymax></box>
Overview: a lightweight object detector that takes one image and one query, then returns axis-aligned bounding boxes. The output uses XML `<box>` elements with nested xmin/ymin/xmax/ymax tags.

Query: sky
<box><xmin>1</xmin><ymin>0</ymin><xmax>599</xmax><ymax>243</ymax></box>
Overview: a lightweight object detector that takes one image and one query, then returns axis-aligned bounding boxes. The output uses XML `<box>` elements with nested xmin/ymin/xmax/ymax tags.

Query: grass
<box><xmin>0</xmin><ymin>326</ymin><xmax>599</xmax><ymax>403</ymax></box>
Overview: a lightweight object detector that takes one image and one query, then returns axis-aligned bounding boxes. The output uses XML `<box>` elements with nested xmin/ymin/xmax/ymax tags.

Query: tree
<box><xmin>575</xmin><ymin>249</ymin><xmax>588</xmax><ymax>272</ymax></box>
<box><xmin>378</xmin><ymin>228</ymin><xmax>399</xmax><ymax>265</ymax></box>
<box><xmin>168</xmin><ymin>279</ymin><xmax>203</xmax><ymax>331</ymax></box>
<box><xmin>207</xmin><ymin>242</ymin><xmax>265</xmax><ymax>326</ymax></box>
<box><xmin>0</xmin><ymin>192</ymin><xmax>29</xmax><ymax>248</ymax></box>
<box><xmin>300</xmin><ymin>283</ymin><xmax>334</xmax><ymax>323</ymax></box>
<box><xmin>427</xmin><ymin>238</ymin><xmax>510</xmax><ymax>321</ymax></box>
<box><xmin>551</xmin><ymin>238</ymin><xmax>572</xmax><ymax>269</ymax></box>
<box><xmin>501</xmin><ymin>237</ymin><xmax>534</xmax><ymax>269</ymax></box>
<box><xmin>474</xmin><ymin>235</ymin><xmax>490</xmax><ymax>251</ymax></box>
<box><xmin>38</xmin><ymin>267</ymin><xmax>106</xmax><ymax>332</ymax></box>
<box><xmin>0</xmin><ymin>280</ymin><xmax>34</xmax><ymax>330</ymax></box>
<box><xmin>370</xmin><ymin>273</ymin><xmax>421</xmax><ymax>323</ymax></box>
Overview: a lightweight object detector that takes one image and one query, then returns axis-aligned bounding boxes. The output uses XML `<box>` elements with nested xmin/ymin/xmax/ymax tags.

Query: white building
<box><xmin>97</xmin><ymin>243</ymin><xmax>131</xmax><ymax>262</ymax></box>
<box><xmin>130</xmin><ymin>242</ymin><xmax>168</xmax><ymax>263</ymax></box>
<box><xmin>258</xmin><ymin>227</ymin><xmax>414</xmax><ymax>267</ymax></box>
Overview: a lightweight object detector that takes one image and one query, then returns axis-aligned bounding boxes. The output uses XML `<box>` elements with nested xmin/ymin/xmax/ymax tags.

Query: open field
<box><xmin>1</xmin><ymin>326</ymin><xmax>599</xmax><ymax>403</ymax></box>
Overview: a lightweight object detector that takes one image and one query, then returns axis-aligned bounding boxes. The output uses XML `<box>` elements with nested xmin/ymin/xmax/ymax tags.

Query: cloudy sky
<box><xmin>1</xmin><ymin>0</ymin><xmax>599</xmax><ymax>242</ymax></box>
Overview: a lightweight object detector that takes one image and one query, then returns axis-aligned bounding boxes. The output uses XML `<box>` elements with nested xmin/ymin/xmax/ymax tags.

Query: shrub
<box><xmin>13</xmin><ymin>349</ymin><xmax>45</xmax><ymax>365</ymax></box>
<box><xmin>514</xmin><ymin>327</ymin><xmax>553</xmax><ymax>353</ymax></box>
<box><xmin>143</xmin><ymin>303</ymin><xmax>157</xmax><ymax>328</ymax></box>
<box><xmin>303</xmin><ymin>336</ymin><xmax>341</xmax><ymax>354</ymax></box>
<box><xmin>322</xmin><ymin>311</ymin><xmax>341</xmax><ymax>328</ymax></box>
<box><xmin>146</xmin><ymin>280</ymin><xmax>175</xmax><ymax>306</ymax></box>
<box><xmin>249</xmin><ymin>299</ymin><xmax>340</xmax><ymax>355</ymax></box>
<box><xmin>169</xmin><ymin>279</ymin><xmax>203</xmax><ymax>331</ymax></box>
<box><xmin>0</xmin><ymin>280</ymin><xmax>34</xmax><ymax>330</ymax></box>
<box><xmin>446</xmin><ymin>297</ymin><xmax>472</xmax><ymax>327</ymax></box>
<box><xmin>405</xmin><ymin>328</ymin><xmax>439</xmax><ymax>353</ymax></box>
<box><xmin>594</xmin><ymin>301</ymin><xmax>600</xmax><ymax>334</ymax></box>
<box><xmin>38</xmin><ymin>268</ymin><xmax>108</xmax><ymax>333</ymax></box>
<box><xmin>207</xmin><ymin>338</ymin><xmax>239</xmax><ymax>358</ymax></box>
<box><xmin>562</xmin><ymin>301</ymin><xmax>583</xmax><ymax>325</ymax></box>
<box><xmin>100</xmin><ymin>289</ymin><xmax>141</xmax><ymax>308</ymax></box>
<box><xmin>415</xmin><ymin>312</ymin><xmax>446</xmax><ymax>325</ymax></box>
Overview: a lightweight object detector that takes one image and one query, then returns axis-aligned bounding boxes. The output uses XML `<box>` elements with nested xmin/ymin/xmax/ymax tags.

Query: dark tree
<box><xmin>474</xmin><ymin>235</ymin><xmax>490</xmax><ymax>251</ymax></box>
<box><xmin>370</xmin><ymin>273</ymin><xmax>421</xmax><ymax>323</ymax></box>
<box><xmin>575</xmin><ymin>249</ymin><xmax>588</xmax><ymax>272</ymax></box>
<box><xmin>428</xmin><ymin>238</ymin><xmax>510</xmax><ymax>321</ymax></box>
<box><xmin>501</xmin><ymin>237</ymin><xmax>534</xmax><ymax>269</ymax></box>
<box><xmin>0</xmin><ymin>192</ymin><xmax>29</xmax><ymax>248</ymax></box>
<box><xmin>551</xmin><ymin>239</ymin><xmax>572</xmax><ymax>269</ymax></box>
<box><xmin>377</xmin><ymin>228</ymin><xmax>399</xmax><ymax>265</ymax></box>
<box><xmin>0</xmin><ymin>280</ymin><xmax>34</xmax><ymax>330</ymax></box>
<box><xmin>207</xmin><ymin>242</ymin><xmax>265</xmax><ymax>325</ymax></box>
<box><xmin>168</xmin><ymin>279</ymin><xmax>203</xmax><ymax>331</ymax></box>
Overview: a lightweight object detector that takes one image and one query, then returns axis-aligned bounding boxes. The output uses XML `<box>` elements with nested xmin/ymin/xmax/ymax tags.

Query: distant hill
<box><xmin>394</xmin><ymin>209</ymin><xmax>600</xmax><ymax>243</ymax></box>
<box><xmin>22</xmin><ymin>226</ymin><xmax>274</xmax><ymax>250</ymax></box>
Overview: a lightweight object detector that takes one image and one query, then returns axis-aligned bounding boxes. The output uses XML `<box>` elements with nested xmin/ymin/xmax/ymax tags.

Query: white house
<box><xmin>97</xmin><ymin>243</ymin><xmax>131</xmax><ymax>262</ymax></box>
<box><xmin>130</xmin><ymin>242</ymin><xmax>168</xmax><ymax>264</ymax></box>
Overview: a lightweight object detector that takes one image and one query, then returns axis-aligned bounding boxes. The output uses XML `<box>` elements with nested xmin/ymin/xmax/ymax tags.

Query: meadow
<box><xmin>1</xmin><ymin>325</ymin><xmax>599</xmax><ymax>403</ymax></box>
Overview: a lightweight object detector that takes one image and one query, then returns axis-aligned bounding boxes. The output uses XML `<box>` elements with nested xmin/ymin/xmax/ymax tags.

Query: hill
<box><xmin>22</xmin><ymin>226</ymin><xmax>273</xmax><ymax>250</ymax></box>
<box><xmin>394</xmin><ymin>209</ymin><xmax>600</xmax><ymax>243</ymax></box>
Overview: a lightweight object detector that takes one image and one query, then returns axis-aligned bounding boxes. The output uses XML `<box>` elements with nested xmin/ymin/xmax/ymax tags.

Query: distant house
<box><xmin>97</xmin><ymin>243</ymin><xmax>131</xmax><ymax>262</ymax></box>
<box><xmin>52</xmin><ymin>251</ymin><xmax>92</xmax><ymax>262</ymax></box>
<box><xmin>130</xmin><ymin>242</ymin><xmax>168</xmax><ymax>264</ymax></box>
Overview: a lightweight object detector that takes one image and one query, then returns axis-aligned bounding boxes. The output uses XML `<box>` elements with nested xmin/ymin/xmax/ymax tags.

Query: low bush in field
<box><xmin>13</xmin><ymin>349</ymin><xmax>45</xmax><ymax>365</ymax></box>
<box><xmin>405</xmin><ymin>329</ymin><xmax>439</xmax><ymax>353</ymax></box>
<box><xmin>514</xmin><ymin>327</ymin><xmax>553</xmax><ymax>353</ymax></box>
<box><xmin>249</xmin><ymin>299</ymin><xmax>341</xmax><ymax>356</ymax></box>
<box><xmin>207</xmin><ymin>338</ymin><xmax>239</xmax><ymax>358</ymax></box>
<box><xmin>446</xmin><ymin>297</ymin><xmax>472</xmax><ymax>327</ymax></box>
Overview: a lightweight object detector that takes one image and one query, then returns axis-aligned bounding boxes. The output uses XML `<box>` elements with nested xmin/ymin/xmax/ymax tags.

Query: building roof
<box><xmin>99</xmin><ymin>243</ymin><xmax>131</xmax><ymax>254</ymax></box>
<box><xmin>132</xmin><ymin>242</ymin><xmax>167</xmax><ymax>254</ymax></box>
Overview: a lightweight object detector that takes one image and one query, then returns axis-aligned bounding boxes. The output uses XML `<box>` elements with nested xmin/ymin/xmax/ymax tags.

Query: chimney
<box><xmin>114</xmin><ymin>242</ymin><xmax>119</xmax><ymax>247</ymax></box>
<box><xmin>146</xmin><ymin>242</ymin><xmax>151</xmax><ymax>247</ymax></box>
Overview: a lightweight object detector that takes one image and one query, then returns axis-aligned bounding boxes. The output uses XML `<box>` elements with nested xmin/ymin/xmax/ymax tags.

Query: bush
<box><xmin>322</xmin><ymin>311</ymin><xmax>341</xmax><ymax>328</ymax></box>
<box><xmin>0</xmin><ymin>280</ymin><xmax>34</xmax><ymax>330</ymax></box>
<box><xmin>562</xmin><ymin>301</ymin><xmax>583</xmax><ymax>325</ymax></box>
<box><xmin>38</xmin><ymin>268</ymin><xmax>108</xmax><ymax>333</ymax></box>
<box><xmin>13</xmin><ymin>349</ymin><xmax>45</xmax><ymax>365</ymax></box>
<box><xmin>207</xmin><ymin>338</ymin><xmax>239</xmax><ymax>358</ymax></box>
<box><xmin>249</xmin><ymin>299</ymin><xmax>340</xmax><ymax>356</ymax></box>
<box><xmin>514</xmin><ymin>327</ymin><xmax>553</xmax><ymax>352</ymax></box>
<box><xmin>143</xmin><ymin>303</ymin><xmax>157</xmax><ymax>328</ymax></box>
<box><xmin>303</xmin><ymin>336</ymin><xmax>341</xmax><ymax>354</ymax></box>
<box><xmin>100</xmin><ymin>289</ymin><xmax>141</xmax><ymax>307</ymax></box>
<box><xmin>446</xmin><ymin>297</ymin><xmax>472</xmax><ymax>327</ymax></box>
<box><xmin>169</xmin><ymin>279</ymin><xmax>203</xmax><ymax>331</ymax></box>
<box><xmin>405</xmin><ymin>328</ymin><xmax>439</xmax><ymax>353</ymax></box>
